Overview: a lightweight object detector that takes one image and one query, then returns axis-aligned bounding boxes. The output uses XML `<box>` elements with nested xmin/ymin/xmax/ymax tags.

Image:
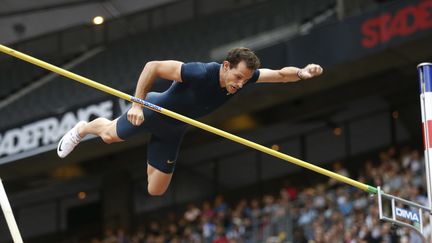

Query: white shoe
<box><xmin>57</xmin><ymin>121</ymin><xmax>87</xmax><ymax>158</ymax></box>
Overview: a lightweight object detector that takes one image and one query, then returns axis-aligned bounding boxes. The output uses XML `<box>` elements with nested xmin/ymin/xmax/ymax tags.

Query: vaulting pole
<box><xmin>0</xmin><ymin>44</ymin><xmax>377</xmax><ymax>194</ymax></box>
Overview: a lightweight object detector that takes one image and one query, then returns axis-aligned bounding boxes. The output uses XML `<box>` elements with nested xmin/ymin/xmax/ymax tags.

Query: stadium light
<box><xmin>92</xmin><ymin>16</ymin><xmax>104</xmax><ymax>25</ymax></box>
<box><xmin>78</xmin><ymin>191</ymin><xmax>87</xmax><ymax>200</ymax></box>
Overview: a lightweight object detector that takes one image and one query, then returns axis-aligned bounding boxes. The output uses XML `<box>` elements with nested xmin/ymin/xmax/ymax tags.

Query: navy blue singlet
<box><xmin>116</xmin><ymin>62</ymin><xmax>260</xmax><ymax>173</ymax></box>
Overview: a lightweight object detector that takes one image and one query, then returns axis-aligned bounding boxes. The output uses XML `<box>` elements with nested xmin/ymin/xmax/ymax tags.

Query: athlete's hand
<box><xmin>127</xmin><ymin>104</ymin><xmax>144</xmax><ymax>126</ymax></box>
<box><xmin>298</xmin><ymin>64</ymin><xmax>323</xmax><ymax>79</ymax></box>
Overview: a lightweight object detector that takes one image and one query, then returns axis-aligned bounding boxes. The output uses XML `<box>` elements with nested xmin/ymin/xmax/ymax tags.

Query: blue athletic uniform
<box><xmin>116</xmin><ymin>62</ymin><xmax>260</xmax><ymax>173</ymax></box>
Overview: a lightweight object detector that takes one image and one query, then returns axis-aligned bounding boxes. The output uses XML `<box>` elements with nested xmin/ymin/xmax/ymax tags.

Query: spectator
<box><xmin>82</xmin><ymin>146</ymin><xmax>430</xmax><ymax>243</ymax></box>
<box><xmin>184</xmin><ymin>203</ymin><xmax>201</xmax><ymax>224</ymax></box>
<box><xmin>213</xmin><ymin>225</ymin><xmax>229</xmax><ymax>243</ymax></box>
<box><xmin>202</xmin><ymin>201</ymin><xmax>216</xmax><ymax>219</ymax></box>
<box><xmin>202</xmin><ymin>215</ymin><xmax>216</xmax><ymax>243</ymax></box>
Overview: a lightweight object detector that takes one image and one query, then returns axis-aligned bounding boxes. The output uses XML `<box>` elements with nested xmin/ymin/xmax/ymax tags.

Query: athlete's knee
<box><xmin>146</xmin><ymin>163</ymin><xmax>172</xmax><ymax>196</ymax></box>
<box><xmin>101</xmin><ymin>132</ymin><xmax>121</xmax><ymax>144</ymax></box>
<box><xmin>101</xmin><ymin>121</ymin><xmax>122</xmax><ymax>144</ymax></box>
<box><xmin>147</xmin><ymin>184</ymin><xmax>167</xmax><ymax>196</ymax></box>
<box><xmin>101</xmin><ymin>134</ymin><xmax>114</xmax><ymax>144</ymax></box>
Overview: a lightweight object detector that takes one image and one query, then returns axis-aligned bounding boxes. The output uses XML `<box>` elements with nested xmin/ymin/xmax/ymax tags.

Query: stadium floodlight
<box><xmin>92</xmin><ymin>16</ymin><xmax>104</xmax><ymax>25</ymax></box>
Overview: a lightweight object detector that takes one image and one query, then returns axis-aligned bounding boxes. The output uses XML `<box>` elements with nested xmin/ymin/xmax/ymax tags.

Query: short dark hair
<box><xmin>225</xmin><ymin>47</ymin><xmax>260</xmax><ymax>70</ymax></box>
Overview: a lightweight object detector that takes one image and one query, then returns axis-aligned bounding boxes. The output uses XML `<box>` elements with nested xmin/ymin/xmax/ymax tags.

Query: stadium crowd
<box><xmin>84</xmin><ymin>146</ymin><xmax>430</xmax><ymax>243</ymax></box>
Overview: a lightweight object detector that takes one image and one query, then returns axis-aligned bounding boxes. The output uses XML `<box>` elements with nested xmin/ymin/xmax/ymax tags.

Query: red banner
<box><xmin>361</xmin><ymin>0</ymin><xmax>432</xmax><ymax>48</ymax></box>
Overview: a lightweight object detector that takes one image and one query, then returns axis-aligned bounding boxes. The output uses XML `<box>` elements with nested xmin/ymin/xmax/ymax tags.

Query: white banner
<box><xmin>0</xmin><ymin>100</ymin><xmax>114</xmax><ymax>162</ymax></box>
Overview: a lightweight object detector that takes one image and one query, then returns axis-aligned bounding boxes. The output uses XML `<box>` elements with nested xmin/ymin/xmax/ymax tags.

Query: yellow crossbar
<box><xmin>0</xmin><ymin>44</ymin><xmax>378</xmax><ymax>194</ymax></box>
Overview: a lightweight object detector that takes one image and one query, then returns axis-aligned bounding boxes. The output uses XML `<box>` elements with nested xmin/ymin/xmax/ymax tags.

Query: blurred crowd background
<box><xmin>84</xmin><ymin>146</ymin><xmax>430</xmax><ymax>243</ymax></box>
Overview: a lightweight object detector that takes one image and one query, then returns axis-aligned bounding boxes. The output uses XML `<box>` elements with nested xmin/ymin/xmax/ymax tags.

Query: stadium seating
<box><xmin>56</xmin><ymin>146</ymin><xmax>427</xmax><ymax>243</ymax></box>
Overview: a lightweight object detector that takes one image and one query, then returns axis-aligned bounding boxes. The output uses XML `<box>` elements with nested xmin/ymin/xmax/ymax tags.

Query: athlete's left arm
<box><xmin>256</xmin><ymin>64</ymin><xmax>323</xmax><ymax>83</ymax></box>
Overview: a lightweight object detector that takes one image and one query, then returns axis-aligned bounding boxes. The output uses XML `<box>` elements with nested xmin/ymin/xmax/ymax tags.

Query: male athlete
<box><xmin>57</xmin><ymin>47</ymin><xmax>323</xmax><ymax>196</ymax></box>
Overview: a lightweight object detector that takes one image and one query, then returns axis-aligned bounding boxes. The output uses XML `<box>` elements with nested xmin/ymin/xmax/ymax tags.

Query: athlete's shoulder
<box><xmin>181</xmin><ymin>62</ymin><xmax>219</xmax><ymax>82</ymax></box>
<box><xmin>204</xmin><ymin>62</ymin><xmax>221</xmax><ymax>70</ymax></box>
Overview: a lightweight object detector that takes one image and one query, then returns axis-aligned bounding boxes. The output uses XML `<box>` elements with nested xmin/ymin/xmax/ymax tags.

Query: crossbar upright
<box><xmin>376</xmin><ymin>63</ymin><xmax>432</xmax><ymax>242</ymax></box>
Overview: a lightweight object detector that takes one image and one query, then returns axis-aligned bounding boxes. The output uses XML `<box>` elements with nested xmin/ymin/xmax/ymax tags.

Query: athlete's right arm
<box><xmin>128</xmin><ymin>60</ymin><xmax>183</xmax><ymax>126</ymax></box>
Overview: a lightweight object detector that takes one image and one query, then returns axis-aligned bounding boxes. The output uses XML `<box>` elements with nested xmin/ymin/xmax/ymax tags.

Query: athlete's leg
<box><xmin>146</xmin><ymin>131</ymin><xmax>185</xmax><ymax>196</ymax></box>
<box><xmin>57</xmin><ymin>117</ymin><xmax>124</xmax><ymax>158</ymax></box>
<box><xmin>79</xmin><ymin>117</ymin><xmax>123</xmax><ymax>144</ymax></box>
<box><xmin>147</xmin><ymin>164</ymin><xmax>173</xmax><ymax>196</ymax></box>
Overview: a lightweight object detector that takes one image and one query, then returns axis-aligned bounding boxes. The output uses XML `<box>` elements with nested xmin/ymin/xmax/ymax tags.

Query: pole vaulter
<box><xmin>0</xmin><ymin>44</ymin><xmax>378</xmax><ymax>194</ymax></box>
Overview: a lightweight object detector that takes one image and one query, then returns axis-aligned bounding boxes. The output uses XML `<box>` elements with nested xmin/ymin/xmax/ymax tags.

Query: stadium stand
<box><xmin>60</xmin><ymin>146</ymin><xmax>429</xmax><ymax>243</ymax></box>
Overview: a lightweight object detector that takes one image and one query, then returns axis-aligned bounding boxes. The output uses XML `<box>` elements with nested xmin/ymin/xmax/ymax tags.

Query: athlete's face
<box><xmin>222</xmin><ymin>61</ymin><xmax>255</xmax><ymax>94</ymax></box>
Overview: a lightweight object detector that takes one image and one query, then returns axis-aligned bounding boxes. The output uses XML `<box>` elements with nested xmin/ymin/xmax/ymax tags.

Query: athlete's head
<box><xmin>225</xmin><ymin>47</ymin><xmax>260</xmax><ymax>70</ymax></box>
<box><xmin>222</xmin><ymin>47</ymin><xmax>260</xmax><ymax>94</ymax></box>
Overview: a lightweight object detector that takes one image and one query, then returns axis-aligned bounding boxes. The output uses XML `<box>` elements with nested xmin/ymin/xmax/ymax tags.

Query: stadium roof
<box><xmin>0</xmin><ymin>0</ymin><xmax>178</xmax><ymax>44</ymax></box>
